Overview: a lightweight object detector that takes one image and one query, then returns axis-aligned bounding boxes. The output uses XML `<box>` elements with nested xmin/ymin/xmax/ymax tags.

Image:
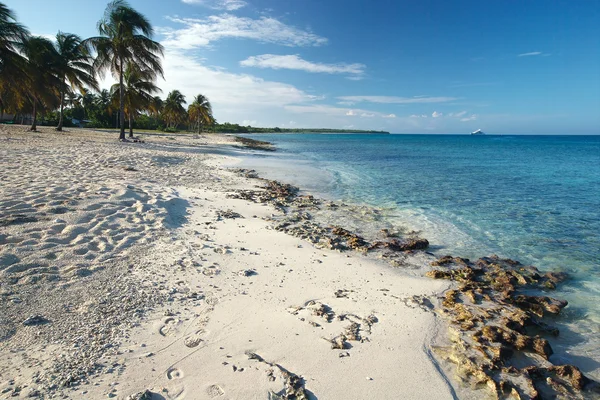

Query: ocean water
<box><xmin>235</xmin><ymin>133</ymin><xmax>600</xmax><ymax>375</ymax></box>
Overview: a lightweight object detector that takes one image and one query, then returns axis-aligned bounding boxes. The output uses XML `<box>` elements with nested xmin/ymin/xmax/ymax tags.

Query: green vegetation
<box><xmin>0</xmin><ymin>1</ymin><xmax>384</xmax><ymax>137</ymax></box>
<box><xmin>0</xmin><ymin>0</ymin><xmax>214</xmax><ymax>139</ymax></box>
<box><xmin>206</xmin><ymin>123</ymin><xmax>389</xmax><ymax>134</ymax></box>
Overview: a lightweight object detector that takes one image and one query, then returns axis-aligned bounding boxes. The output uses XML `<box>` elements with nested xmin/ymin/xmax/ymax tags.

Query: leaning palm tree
<box><xmin>85</xmin><ymin>0</ymin><xmax>163</xmax><ymax>140</ymax></box>
<box><xmin>110</xmin><ymin>63</ymin><xmax>160</xmax><ymax>137</ymax></box>
<box><xmin>0</xmin><ymin>3</ymin><xmax>30</xmax><ymax>115</ymax></box>
<box><xmin>21</xmin><ymin>36</ymin><xmax>62</xmax><ymax>131</ymax></box>
<box><xmin>188</xmin><ymin>94</ymin><xmax>214</xmax><ymax>134</ymax></box>
<box><xmin>163</xmin><ymin>90</ymin><xmax>186</xmax><ymax>129</ymax></box>
<box><xmin>54</xmin><ymin>32</ymin><xmax>98</xmax><ymax>130</ymax></box>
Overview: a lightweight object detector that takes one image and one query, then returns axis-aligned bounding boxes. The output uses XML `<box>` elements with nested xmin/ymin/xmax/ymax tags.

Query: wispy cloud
<box><xmin>448</xmin><ymin>82</ymin><xmax>499</xmax><ymax>88</ymax></box>
<box><xmin>460</xmin><ymin>115</ymin><xmax>477</xmax><ymax>122</ymax></box>
<box><xmin>432</xmin><ymin>111</ymin><xmax>443</xmax><ymax>118</ymax></box>
<box><xmin>518</xmin><ymin>51</ymin><xmax>545</xmax><ymax>57</ymax></box>
<box><xmin>286</xmin><ymin>105</ymin><xmax>396</xmax><ymax>119</ymax></box>
<box><xmin>337</xmin><ymin>95</ymin><xmax>457</xmax><ymax>104</ymax></box>
<box><xmin>240</xmin><ymin>54</ymin><xmax>365</xmax><ymax>78</ymax></box>
<box><xmin>182</xmin><ymin>0</ymin><xmax>247</xmax><ymax>11</ymax></box>
<box><xmin>161</xmin><ymin>14</ymin><xmax>328</xmax><ymax>49</ymax></box>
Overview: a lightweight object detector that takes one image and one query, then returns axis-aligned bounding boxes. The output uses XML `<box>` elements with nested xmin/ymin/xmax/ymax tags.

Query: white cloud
<box><xmin>432</xmin><ymin>111</ymin><xmax>443</xmax><ymax>118</ymax></box>
<box><xmin>460</xmin><ymin>115</ymin><xmax>477</xmax><ymax>122</ymax></box>
<box><xmin>518</xmin><ymin>51</ymin><xmax>542</xmax><ymax>57</ymax></box>
<box><xmin>182</xmin><ymin>0</ymin><xmax>247</xmax><ymax>10</ymax></box>
<box><xmin>289</xmin><ymin>105</ymin><xmax>396</xmax><ymax>119</ymax></box>
<box><xmin>146</xmin><ymin>48</ymin><xmax>319</xmax><ymax>124</ymax></box>
<box><xmin>337</xmin><ymin>95</ymin><xmax>457</xmax><ymax>104</ymax></box>
<box><xmin>241</xmin><ymin>54</ymin><xmax>365</xmax><ymax>77</ymax></box>
<box><xmin>448</xmin><ymin>111</ymin><xmax>467</xmax><ymax>117</ymax></box>
<box><xmin>161</xmin><ymin>14</ymin><xmax>328</xmax><ymax>49</ymax></box>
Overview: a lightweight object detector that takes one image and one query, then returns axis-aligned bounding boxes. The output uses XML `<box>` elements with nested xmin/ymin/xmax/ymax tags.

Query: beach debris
<box><xmin>238</xmin><ymin>269</ymin><xmax>257</xmax><ymax>277</ymax></box>
<box><xmin>216</xmin><ymin>209</ymin><xmax>243</xmax><ymax>220</ymax></box>
<box><xmin>328</xmin><ymin>335</ymin><xmax>348</xmax><ymax>350</ymax></box>
<box><xmin>22</xmin><ymin>315</ymin><xmax>49</xmax><ymax>326</ymax></box>
<box><xmin>126</xmin><ymin>390</ymin><xmax>153</xmax><ymax>400</ymax></box>
<box><xmin>306</xmin><ymin>301</ymin><xmax>334</xmax><ymax>322</ymax></box>
<box><xmin>334</xmin><ymin>289</ymin><xmax>351</xmax><ymax>298</ymax></box>
<box><xmin>246</xmin><ymin>352</ymin><xmax>309</xmax><ymax>400</ymax></box>
<box><xmin>427</xmin><ymin>254</ymin><xmax>600</xmax><ymax>399</ymax></box>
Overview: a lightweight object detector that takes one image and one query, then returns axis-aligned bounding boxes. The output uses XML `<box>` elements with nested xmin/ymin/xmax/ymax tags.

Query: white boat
<box><xmin>471</xmin><ymin>129</ymin><xmax>485</xmax><ymax>135</ymax></box>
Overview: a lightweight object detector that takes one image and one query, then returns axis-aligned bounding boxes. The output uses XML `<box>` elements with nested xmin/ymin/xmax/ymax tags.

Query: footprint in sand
<box><xmin>159</xmin><ymin>317</ymin><xmax>179</xmax><ymax>336</ymax></box>
<box><xmin>184</xmin><ymin>331</ymin><xmax>204</xmax><ymax>348</ymax></box>
<box><xmin>206</xmin><ymin>384</ymin><xmax>224</xmax><ymax>398</ymax></box>
<box><xmin>167</xmin><ymin>367</ymin><xmax>184</xmax><ymax>380</ymax></box>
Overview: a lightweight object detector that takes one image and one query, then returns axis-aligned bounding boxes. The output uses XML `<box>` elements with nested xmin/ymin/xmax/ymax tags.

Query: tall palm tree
<box><xmin>163</xmin><ymin>90</ymin><xmax>186</xmax><ymax>129</ymax></box>
<box><xmin>110</xmin><ymin>63</ymin><xmax>160</xmax><ymax>137</ymax></box>
<box><xmin>21</xmin><ymin>36</ymin><xmax>62</xmax><ymax>131</ymax></box>
<box><xmin>85</xmin><ymin>0</ymin><xmax>163</xmax><ymax>141</ymax></box>
<box><xmin>188</xmin><ymin>94</ymin><xmax>214</xmax><ymax>134</ymax></box>
<box><xmin>54</xmin><ymin>32</ymin><xmax>98</xmax><ymax>131</ymax></box>
<box><xmin>0</xmin><ymin>3</ymin><xmax>30</xmax><ymax>119</ymax></box>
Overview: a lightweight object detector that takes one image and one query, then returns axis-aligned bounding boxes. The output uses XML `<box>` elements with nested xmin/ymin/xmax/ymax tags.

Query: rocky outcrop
<box><xmin>427</xmin><ymin>255</ymin><xmax>600</xmax><ymax>399</ymax></box>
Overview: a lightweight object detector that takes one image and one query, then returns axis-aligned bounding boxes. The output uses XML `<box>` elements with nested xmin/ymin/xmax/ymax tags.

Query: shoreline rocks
<box><xmin>427</xmin><ymin>255</ymin><xmax>600</xmax><ymax>399</ymax></box>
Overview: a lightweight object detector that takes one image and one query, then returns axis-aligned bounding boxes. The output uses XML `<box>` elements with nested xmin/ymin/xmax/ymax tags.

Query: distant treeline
<box><xmin>208</xmin><ymin>122</ymin><xmax>389</xmax><ymax>134</ymax></box>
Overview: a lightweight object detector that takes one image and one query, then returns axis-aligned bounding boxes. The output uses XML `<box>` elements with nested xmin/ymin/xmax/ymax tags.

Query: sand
<box><xmin>0</xmin><ymin>126</ymin><xmax>455</xmax><ymax>399</ymax></box>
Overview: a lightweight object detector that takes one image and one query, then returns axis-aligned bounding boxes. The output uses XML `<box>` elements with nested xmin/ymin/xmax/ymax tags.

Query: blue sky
<box><xmin>7</xmin><ymin>0</ymin><xmax>600</xmax><ymax>133</ymax></box>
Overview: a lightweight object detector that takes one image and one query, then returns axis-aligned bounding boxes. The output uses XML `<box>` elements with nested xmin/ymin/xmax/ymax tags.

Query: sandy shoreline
<box><xmin>0</xmin><ymin>127</ymin><xmax>456</xmax><ymax>399</ymax></box>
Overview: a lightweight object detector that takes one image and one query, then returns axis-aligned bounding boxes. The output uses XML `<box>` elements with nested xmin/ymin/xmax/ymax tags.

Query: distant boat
<box><xmin>471</xmin><ymin>129</ymin><xmax>485</xmax><ymax>135</ymax></box>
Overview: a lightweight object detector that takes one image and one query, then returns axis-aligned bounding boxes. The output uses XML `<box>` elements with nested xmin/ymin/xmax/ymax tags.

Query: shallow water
<box><xmin>234</xmin><ymin>133</ymin><xmax>600</xmax><ymax>377</ymax></box>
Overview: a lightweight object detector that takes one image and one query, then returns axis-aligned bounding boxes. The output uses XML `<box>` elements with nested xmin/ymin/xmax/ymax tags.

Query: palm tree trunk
<box><xmin>197</xmin><ymin>116</ymin><xmax>201</xmax><ymax>134</ymax></box>
<box><xmin>30</xmin><ymin>100</ymin><xmax>37</xmax><ymax>131</ymax></box>
<box><xmin>57</xmin><ymin>87</ymin><xmax>64</xmax><ymax>131</ymax></box>
<box><xmin>119</xmin><ymin>59</ymin><xmax>125</xmax><ymax>140</ymax></box>
<box><xmin>129</xmin><ymin>113</ymin><xmax>134</xmax><ymax>138</ymax></box>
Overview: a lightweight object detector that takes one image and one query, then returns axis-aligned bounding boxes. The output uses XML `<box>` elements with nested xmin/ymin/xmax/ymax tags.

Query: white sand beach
<box><xmin>0</xmin><ymin>127</ymin><xmax>456</xmax><ymax>399</ymax></box>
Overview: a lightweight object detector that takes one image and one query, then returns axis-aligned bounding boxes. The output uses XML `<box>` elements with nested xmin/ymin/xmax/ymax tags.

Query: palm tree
<box><xmin>65</xmin><ymin>91</ymin><xmax>82</xmax><ymax>108</ymax></box>
<box><xmin>188</xmin><ymin>94</ymin><xmax>214</xmax><ymax>134</ymax></box>
<box><xmin>110</xmin><ymin>63</ymin><xmax>160</xmax><ymax>137</ymax></box>
<box><xmin>81</xmin><ymin>89</ymin><xmax>97</xmax><ymax>119</ymax></box>
<box><xmin>21</xmin><ymin>36</ymin><xmax>62</xmax><ymax>131</ymax></box>
<box><xmin>163</xmin><ymin>90</ymin><xmax>186</xmax><ymax>129</ymax></box>
<box><xmin>148</xmin><ymin>95</ymin><xmax>163</xmax><ymax>118</ymax></box>
<box><xmin>85</xmin><ymin>0</ymin><xmax>163</xmax><ymax>141</ymax></box>
<box><xmin>96</xmin><ymin>88</ymin><xmax>112</xmax><ymax>113</ymax></box>
<box><xmin>0</xmin><ymin>3</ymin><xmax>29</xmax><ymax>120</ymax></box>
<box><xmin>54</xmin><ymin>32</ymin><xmax>98</xmax><ymax>131</ymax></box>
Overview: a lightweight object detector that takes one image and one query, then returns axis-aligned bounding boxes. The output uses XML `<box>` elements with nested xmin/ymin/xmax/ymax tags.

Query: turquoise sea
<box><xmin>235</xmin><ymin>133</ymin><xmax>600</xmax><ymax>376</ymax></box>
